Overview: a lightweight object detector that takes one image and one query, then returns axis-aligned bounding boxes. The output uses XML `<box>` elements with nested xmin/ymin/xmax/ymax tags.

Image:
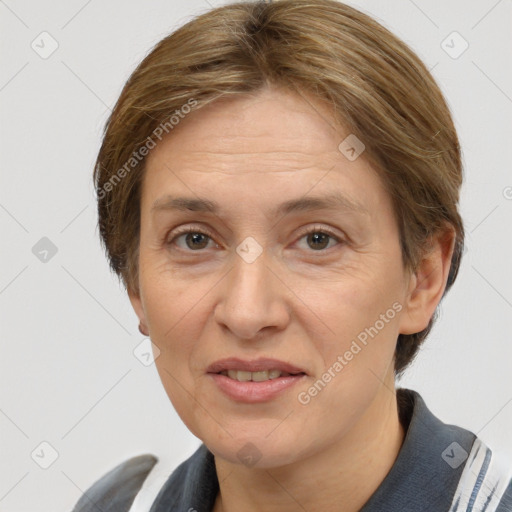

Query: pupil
<box><xmin>308</xmin><ymin>232</ymin><xmax>329</xmax><ymax>250</ymax></box>
<box><xmin>186</xmin><ymin>233</ymin><xmax>208</xmax><ymax>250</ymax></box>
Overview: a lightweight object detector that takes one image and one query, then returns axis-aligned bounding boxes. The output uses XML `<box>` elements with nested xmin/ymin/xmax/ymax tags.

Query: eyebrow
<box><xmin>151</xmin><ymin>192</ymin><xmax>370</xmax><ymax>218</ymax></box>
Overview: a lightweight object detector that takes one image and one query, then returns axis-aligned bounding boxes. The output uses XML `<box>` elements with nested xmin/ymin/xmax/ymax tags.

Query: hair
<box><xmin>93</xmin><ymin>0</ymin><xmax>464</xmax><ymax>377</ymax></box>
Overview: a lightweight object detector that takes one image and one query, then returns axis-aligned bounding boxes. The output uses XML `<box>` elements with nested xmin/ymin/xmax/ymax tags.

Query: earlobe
<box><xmin>128</xmin><ymin>288</ymin><xmax>149</xmax><ymax>336</ymax></box>
<box><xmin>399</xmin><ymin>229</ymin><xmax>455</xmax><ymax>335</ymax></box>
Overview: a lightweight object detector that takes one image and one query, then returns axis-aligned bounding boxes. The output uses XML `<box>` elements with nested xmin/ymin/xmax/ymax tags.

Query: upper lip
<box><xmin>207</xmin><ymin>357</ymin><xmax>307</xmax><ymax>375</ymax></box>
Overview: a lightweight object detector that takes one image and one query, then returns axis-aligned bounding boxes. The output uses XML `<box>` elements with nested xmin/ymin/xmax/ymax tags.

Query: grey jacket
<box><xmin>71</xmin><ymin>388</ymin><xmax>512</xmax><ymax>511</ymax></box>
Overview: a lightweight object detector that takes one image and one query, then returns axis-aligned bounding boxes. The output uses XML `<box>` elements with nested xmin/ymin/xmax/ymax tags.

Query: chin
<box><xmin>207</xmin><ymin>437</ymin><xmax>302</xmax><ymax>469</ymax></box>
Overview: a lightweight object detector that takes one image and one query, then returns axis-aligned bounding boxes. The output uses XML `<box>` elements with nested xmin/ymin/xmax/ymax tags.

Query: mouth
<box><xmin>216</xmin><ymin>369</ymin><xmax>306</xmax><ymax>382</ymax></box>
<box><xmin>206</xmin><ymin>358</ymin><xmax>308</xmax><ymax>402</ymax></box>
<box><xmin>206</xmin><ymin>357</ymin><xmax>308</xmax><ymax>379</ymax></box>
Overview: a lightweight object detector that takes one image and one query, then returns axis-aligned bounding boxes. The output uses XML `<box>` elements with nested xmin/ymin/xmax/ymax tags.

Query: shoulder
<box><xmin>71</xmin><ymin>445</ymin><xmax>218</xmax><ymax>512</ymax></box>
<box><xmin>399</xmin><ymin>389</ymin><xmax>512</xmax><ymax>512</ymax></box>
<box><xmin>148</xmin><ymin>444</ymin><xmax>219</xmax><ymax>509</ymax></box>
<box><xmin>452</xmin><ymin>437</ymin><xmax>512</xmax><ymax>512</ymax></box>
<box><xmin>71</xmin><ymin>454</ymin><xmax>158</xmax><ymax>512</ymax></box>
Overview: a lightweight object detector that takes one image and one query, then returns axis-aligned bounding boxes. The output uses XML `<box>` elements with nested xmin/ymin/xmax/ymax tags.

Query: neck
<box><xmin>213</xmin><ymin>384</ymin><xmax>406</xmax><ymax>512</ymax></box>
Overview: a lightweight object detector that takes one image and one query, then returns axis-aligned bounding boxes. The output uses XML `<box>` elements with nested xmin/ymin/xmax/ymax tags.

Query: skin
<box><xmin>129</xmin><ymin>85</ymin><xmax>454</xmax><ymax>512</ymax></box>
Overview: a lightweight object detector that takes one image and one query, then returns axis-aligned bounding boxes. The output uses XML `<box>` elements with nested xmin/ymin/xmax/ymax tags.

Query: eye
<box><xmin>168</xmin><ymin>226</ymin><xmax>218</xmax><ymax>251</ymax></box>
<box><xmin>295</xmin><ymin>225</ymin><xmax>343</xmax><ymax>252</ymax></box>
<box><xmin>166</xmin><ymin>224</ymin><xmax>344</xmax><ymax>253</ymax></box>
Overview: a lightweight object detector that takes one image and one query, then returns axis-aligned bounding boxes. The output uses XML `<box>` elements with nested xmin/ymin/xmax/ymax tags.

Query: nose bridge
<box><xmin>232</xmin><ymin>247</ymin><xmax>271</xmax><ymax>303</ymax></box>
<box><xmin>214</xmin><ymin>243</ymin><xmax>289</xmax><ymax>339</ymax></box>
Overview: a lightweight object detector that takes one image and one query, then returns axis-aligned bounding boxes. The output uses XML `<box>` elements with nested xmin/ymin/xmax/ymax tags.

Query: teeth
<box><xmin>222</xmin><ymin>369</ymin><xmax>287</xmax><ymax>381</ymax></box>
<box><xmin>228</xmin><ymin>370</ymin><xmax>252</xmax><ymax>381</ymax></box>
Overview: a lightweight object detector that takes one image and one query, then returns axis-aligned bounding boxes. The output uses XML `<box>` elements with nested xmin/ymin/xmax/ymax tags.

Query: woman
<box><xmin>72</xmin><ymin>1</ymin><xmax>512</xmax><ymax>511</ymax></box>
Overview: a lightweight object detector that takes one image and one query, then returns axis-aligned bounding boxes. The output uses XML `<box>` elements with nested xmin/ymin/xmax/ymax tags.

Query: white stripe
<box><xmin>476</xmin><ymin>448</ymin><xmax>512</xmax><ymax>511</ymax></box>
<box><xmin>450</xmin><ymin>439</ymin><xmax>488</xmax><ymax>511</ymax></box>
<box><xmin>127</xmin><ymin>457</ymin><xmax>175</xmax><ymax>512</ymax></box>
<box><xmin>449</xmin><ymin>438</ymin><xmax>512</xmax><ymax>512</ymax></box>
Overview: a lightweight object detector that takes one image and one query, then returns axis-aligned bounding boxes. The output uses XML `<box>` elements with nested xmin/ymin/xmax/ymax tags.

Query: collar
<box><xmin>151</xmin><ymin>388</ymin><xmax>476</xmax><ymax>512</ymax></box>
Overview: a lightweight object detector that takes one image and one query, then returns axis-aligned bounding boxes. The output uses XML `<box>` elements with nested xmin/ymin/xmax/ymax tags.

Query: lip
<box><xmin>208</xmin><ymin>373</ymin><xmax>307</xmax><ymax>403</ymax></box>
<box><xmin>206</xmin><ymin>357</ymin><xmax>308</xmax><ymax>404</ymax></box>
<box><xmin>206</xmin><ymin>357</ymin><xmax>308</xmax><ymax>375</ymax></box>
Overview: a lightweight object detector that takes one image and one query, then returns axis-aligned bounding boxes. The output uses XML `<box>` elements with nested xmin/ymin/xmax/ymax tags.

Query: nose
<box><xmin>213</xmin><ymin>249</ymin><xmax>291</xmax><ymax>340</ymax></box>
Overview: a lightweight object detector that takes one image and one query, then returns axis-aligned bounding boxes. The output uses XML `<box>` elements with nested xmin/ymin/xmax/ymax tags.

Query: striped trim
<box><xmin>449</xmin><ymin>439</ymin><xmax>512</xmax><ymax>512</ymax></box>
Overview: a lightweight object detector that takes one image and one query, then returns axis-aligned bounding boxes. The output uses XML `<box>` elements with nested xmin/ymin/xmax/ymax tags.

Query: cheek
<box><xmin>297</xmin><ymin>259</ymin><xmax>404</xmax><ymax>382</ymax></box>
<box><xmin>139</xmin><ymin>272</ymin><xmax>199</xmax><ymax>384</ymax></box>
<box><xmin>141</xmin><ymin>260</ymin><xmax>220</xmax><ymax>371</ymax></box>
<box><xmin>146</xmin><ymin>281</ymin><xmax>212</xmax><ymax>433</ymax></box>
<box><xmin>294</xmin><ymin>282</ymin><xmax>402</xmax><ymax>432</ymax></box>
<box><xmin>140</xmin><ymin>251</ymin><xmax>213</xmax><ymax>338</ymax></box>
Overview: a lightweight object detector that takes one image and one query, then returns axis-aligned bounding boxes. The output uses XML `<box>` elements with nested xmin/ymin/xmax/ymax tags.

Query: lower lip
<box><xmin>208</xmin><ymin>373</ymin><xmax>306</xmax><ymax>403</ymax></box>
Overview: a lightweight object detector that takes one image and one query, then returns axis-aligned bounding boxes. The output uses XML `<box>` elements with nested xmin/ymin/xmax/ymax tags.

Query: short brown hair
<box><xmin>94</xmin><ymin>0</ymin><xmax>464</xmax><ymax>377</ymax></box>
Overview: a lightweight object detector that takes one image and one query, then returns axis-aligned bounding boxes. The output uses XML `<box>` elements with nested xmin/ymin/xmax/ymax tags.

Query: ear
<box><xmin>399</xmin><ymin>227</ymin><xmax>456</xmax><ymax>335</ymax></box>
<box><xmin>128</xmin><ymin>286</ymin><xmax>149</xmax><ymax>336</ymax></box>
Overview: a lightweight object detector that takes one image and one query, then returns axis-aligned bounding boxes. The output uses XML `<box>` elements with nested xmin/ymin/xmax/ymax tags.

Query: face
<box><xmin>130</xmin><ymin>86</ymin><xmax>416</xmax><ymax>468</ymax></box>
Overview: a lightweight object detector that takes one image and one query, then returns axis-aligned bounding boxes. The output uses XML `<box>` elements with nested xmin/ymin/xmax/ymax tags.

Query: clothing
<box><xmin>71</xmin><ymin>388</ymin><xmax>512</xmax><ymax>511</ymax></box>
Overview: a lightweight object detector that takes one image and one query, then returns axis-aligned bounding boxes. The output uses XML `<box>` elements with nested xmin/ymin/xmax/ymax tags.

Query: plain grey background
<box><xmin>1</xmin><ymin>0</ymin><xmax>511</xmax><ymax>510</ymax></box>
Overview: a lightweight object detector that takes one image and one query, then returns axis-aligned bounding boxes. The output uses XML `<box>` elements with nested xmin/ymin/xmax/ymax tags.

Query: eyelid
<box><xmin>294</xmin><ymin>224</ymin><xmax>344</xmax><ymax>242</ymax></box>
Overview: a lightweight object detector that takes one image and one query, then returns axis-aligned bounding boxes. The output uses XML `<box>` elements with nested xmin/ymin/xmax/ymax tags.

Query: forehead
<box><xmin>142</xmin><ymin>87</ymin><xmax>389</xmax><ymax>219</ymax></box>
<box><xmin>146</xmin><ymin>87</ymin><xmax>342</xmax><ymax>172</ymax></box>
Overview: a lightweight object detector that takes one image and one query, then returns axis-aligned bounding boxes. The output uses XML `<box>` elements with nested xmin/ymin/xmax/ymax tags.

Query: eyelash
<box><xmin>166</xmin><ymin>224</ymin><xmax>345</xmax><ymax>254</ymax></box>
